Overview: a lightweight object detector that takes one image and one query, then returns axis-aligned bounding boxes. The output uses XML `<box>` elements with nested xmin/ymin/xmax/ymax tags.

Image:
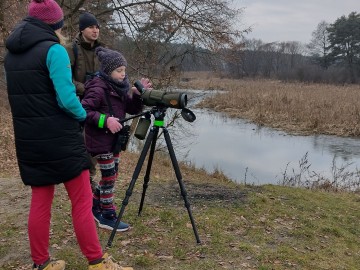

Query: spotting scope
<box><xmin>134</xmin><ymin>80</ymin><xmax>187</xmax><ymax>109</ymax></box>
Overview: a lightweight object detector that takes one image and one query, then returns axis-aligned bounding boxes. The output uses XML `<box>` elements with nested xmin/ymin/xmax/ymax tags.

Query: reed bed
<box><xmin>180</xmin><ymin>73</ymin><xmax>360</xmax><ymax>137</ymax></box>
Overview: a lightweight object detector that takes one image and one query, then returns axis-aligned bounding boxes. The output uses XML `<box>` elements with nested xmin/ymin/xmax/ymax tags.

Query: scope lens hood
<box><xmin>181</xmin><ymin>108</ymin><xmax>196</xmax><ymax>122</ymax></box>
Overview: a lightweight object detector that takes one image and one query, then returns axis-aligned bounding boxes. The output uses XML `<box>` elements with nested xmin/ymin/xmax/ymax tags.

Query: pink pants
<box><xmin>28</xmin><ymin>170</ymin><xmax>103</xmax><ymax>265</ymax></box>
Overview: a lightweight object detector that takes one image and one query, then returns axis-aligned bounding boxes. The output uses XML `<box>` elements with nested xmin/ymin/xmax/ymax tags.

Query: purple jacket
<box><xmin>81</xmin><ymin>76</ymin><xmax>143</xmax><ymax>155</ymax></box>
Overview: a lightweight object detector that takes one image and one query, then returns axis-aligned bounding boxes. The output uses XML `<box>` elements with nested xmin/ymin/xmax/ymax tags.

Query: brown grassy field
<box><xmin>179</xmin><ymin>72</ymin><xmax>360</xmax><ymax>137</ymax></box>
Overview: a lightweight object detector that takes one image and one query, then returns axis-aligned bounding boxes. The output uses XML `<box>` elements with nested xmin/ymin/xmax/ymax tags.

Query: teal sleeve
<box><xmin>46</xmin><ymin>44</ymin><xmax>86</xmax><ymax>121</ymax></box>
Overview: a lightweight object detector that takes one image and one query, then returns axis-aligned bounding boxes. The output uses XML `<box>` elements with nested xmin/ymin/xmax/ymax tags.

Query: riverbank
<box><xmin>178</xmin><ymin>72</ymin><xmax>360</xmax><ymax>137</ymax></box>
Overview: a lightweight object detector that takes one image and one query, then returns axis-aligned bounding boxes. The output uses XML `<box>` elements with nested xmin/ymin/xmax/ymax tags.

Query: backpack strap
<box><xmin>72</xmin><ymin>41</ymin><xmax>78</xmax><ymax>72</ymax></box>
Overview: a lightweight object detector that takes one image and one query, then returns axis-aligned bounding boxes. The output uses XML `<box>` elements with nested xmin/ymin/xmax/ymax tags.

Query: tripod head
<box><xmin>119</xmin><ymin>82</ymin><xmax>196</xmax><ymax>140</ymax></box>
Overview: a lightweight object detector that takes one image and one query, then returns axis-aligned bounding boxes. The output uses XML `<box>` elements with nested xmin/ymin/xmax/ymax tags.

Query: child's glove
<box><xmin>106</xmin><ymin>116</ymin><xmax>122</xmax><ymax>134</ymax></box>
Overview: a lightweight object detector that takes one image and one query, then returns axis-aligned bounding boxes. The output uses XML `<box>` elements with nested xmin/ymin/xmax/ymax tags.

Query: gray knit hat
<box><xmin>95</xmin><ymin>47</ymin><xmax>127</xmax><ymax>75</ymax></box>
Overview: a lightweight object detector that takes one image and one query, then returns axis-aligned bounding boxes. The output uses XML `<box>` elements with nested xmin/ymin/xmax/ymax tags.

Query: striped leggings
<box><xmin>93</xmin><ymin>153</ymin><xmax>120</xmax><ymax>212</ymax></box>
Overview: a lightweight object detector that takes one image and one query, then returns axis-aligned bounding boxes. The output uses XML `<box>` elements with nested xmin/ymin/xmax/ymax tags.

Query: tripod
<box><xmin>106</xmin><ymin>107</ymin><xmax>201</xmax><ymax>248</ymax></box>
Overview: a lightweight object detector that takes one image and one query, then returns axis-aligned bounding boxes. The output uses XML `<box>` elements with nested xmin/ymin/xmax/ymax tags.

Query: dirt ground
<box><xmin>0</xmin><ymin>172</ymin><xmax>250</xmax><ymax>268</ymax></box>
<box><xmin>0</xmin><ymin>177</ymin><xmax>31</xmax><ymax>268</ymax></box>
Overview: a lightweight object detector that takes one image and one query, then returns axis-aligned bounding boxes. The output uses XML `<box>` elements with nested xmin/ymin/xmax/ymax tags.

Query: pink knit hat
<box><xmin>28</xmin><ymin>0</ymin><xmax>64</xmax><ymax>30</ymax></box>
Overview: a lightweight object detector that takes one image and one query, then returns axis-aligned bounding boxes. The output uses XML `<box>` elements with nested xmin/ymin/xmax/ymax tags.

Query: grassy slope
<box><xmin>0</xmin><ymin>152</ymin><xmax>359</xmax><ymax>270</ymax></box>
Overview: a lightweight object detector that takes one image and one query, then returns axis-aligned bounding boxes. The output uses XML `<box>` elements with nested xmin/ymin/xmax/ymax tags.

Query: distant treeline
<box><xmin>180</xmin><ymin>12</ymin><xmax>360</xmax><ymax>85</ymax></box>
<box><xmin>223</xmin><ymin>41</ymin><xmax>360</xmax><ymax>85</ymax></box>
<box><xmin>126</xmin><ymin>38</ymin><xmax>360</xmax><ymax>85</ymax></box>
<box><xmin>0</xmin><ymin>2</ymin><xmax>358</xmax><ymax>85</ymax></box>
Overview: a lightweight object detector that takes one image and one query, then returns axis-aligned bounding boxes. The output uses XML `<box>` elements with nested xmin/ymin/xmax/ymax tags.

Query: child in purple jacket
<box><xmin>81</xmin><ymin>46</ymin><xmax>151</xmax><ymax>232</ymax></box>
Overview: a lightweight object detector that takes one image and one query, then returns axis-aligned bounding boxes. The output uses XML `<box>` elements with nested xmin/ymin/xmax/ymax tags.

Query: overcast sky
<box><xmin>231</xmin><ymin>0</ymin><xmax>358</xmax><ymax>44</ymax></box>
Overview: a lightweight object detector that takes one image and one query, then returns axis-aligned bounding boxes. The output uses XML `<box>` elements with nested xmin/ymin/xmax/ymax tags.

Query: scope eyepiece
<box><xmin>134</xmin><ymin>80</ymin><xmax>146</xmax><ymax>95</ymax></box>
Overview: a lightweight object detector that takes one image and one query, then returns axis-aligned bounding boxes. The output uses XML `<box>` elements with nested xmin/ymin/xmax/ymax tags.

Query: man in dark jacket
<box><xmin>66</xmin><ymin>11</ymin><xmax>102</xmax><ymax>97</ymax></box>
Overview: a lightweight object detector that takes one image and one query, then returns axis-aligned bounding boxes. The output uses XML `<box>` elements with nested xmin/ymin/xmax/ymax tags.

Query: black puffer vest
<box><xmin>4</xmin><ymin>17</ymin><xmax>90</xmax><ymax>186</ymax></box>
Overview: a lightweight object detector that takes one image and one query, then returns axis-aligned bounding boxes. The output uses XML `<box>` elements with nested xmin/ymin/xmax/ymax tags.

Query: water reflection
<box><xmin>311</xmin><ymin>135</ymin><xmax>360</xmax><ymax>161</ymax></box>
<box><xmin>173</xmin><ymin>108</ymin><xmax>360</xmax><ymax>185</ymax></box>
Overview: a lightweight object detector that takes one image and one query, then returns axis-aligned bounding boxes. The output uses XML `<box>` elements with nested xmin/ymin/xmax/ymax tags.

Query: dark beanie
<box><xmin>96</xmin><ymin>47</ymin><xmax>127</xmax><ymax>75</ymax></box>
<box><xmin>28</xmin><ymin>0</ymin><xmax>64</xmax><ymax>30</ymax></box>
<box><xmin>79</xmin><ymin>12</ymin><xmax>99</xmax><ymax>31</ymax></box>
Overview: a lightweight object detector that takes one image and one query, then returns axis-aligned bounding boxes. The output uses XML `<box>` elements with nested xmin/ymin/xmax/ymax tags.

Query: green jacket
<box><xmin>65</xmin><ymin>33</ymin><xmax>103</xmax><ymax>97</ymax></box>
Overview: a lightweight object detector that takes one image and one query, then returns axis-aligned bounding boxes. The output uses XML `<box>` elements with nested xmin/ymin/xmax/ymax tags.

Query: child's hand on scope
<box><xmin>130</xmin><ymin>78</ymin><xmax>153</xmax><ymax>96</ymax></box>
<box><xmin>140</xmin><ymin>78</ymin><xmax>152</xmax><ymax>91</ymax></box>
<box><xmin>107</xmin><ymin>116</ymin><xmax>122</xmax><ymax>134</ymax></box>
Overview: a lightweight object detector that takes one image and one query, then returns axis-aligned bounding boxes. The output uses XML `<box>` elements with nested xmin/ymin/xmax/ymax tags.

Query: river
<box><xmin>130</xmin><ymin>90</ymin><xmax>360</xmax><ymax>186</ymax></box>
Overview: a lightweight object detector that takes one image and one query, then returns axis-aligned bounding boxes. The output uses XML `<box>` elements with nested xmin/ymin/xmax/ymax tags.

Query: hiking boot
<box><xmin>33</xmin><ymin>259</ymin><xmax>65</xmax><ymax>270</ymax></box>
<box><xmin>88</xmin><ymin>253</ymin><xmax>133</xmax><ymax>270</ymax></box>
<box><xmin>97</xmin><ymin>214</ymin><xmax>130</xmax><ymax>232</ymax></box>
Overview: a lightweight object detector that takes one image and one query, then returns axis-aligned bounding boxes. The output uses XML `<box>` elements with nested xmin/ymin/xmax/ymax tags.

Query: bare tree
<box><xmin>259</xmin><ymin>42</ymin><xmax>278</xmax><ymax>78</ymax></box>
<box><xmin>1</xmin><ymin>0</ymin><xmax>248</xmax><ymax>83</ymax></box>
<box><xmin>307</xmin><ymin>20</ymin><xmax>331</xmax><ymax>69</ymax></box>
<box><xmin>105</xmin><ymin>0</ymin><xmax>248</xmax><ymax>82</ymax></box>
<box><xmin>229</xmin><ymin>38</ymin><xmax>263</xmax><ymax>77</ymax></box>
<box><xmin>0</xmin><ymin>0</ymin><xmax>26</xmax><ymax>98</ymax></box>
<box><xmin>0</xmin><ymin>0</ymin><xmax>27</xmax><ymax>60</ymax></box>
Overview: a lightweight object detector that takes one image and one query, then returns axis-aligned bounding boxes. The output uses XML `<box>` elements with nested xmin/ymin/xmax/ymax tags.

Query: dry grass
<box><xmin>179</xmin><ymin>72</ymin><xmax>360</xmax><ymax>137</ymax></box>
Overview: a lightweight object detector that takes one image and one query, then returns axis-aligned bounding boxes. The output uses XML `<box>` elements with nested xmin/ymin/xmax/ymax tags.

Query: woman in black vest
<box><xmin>4</xmin><ymin>1</ymin><xmax>133</xmax><ymax>270</ymax></box>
